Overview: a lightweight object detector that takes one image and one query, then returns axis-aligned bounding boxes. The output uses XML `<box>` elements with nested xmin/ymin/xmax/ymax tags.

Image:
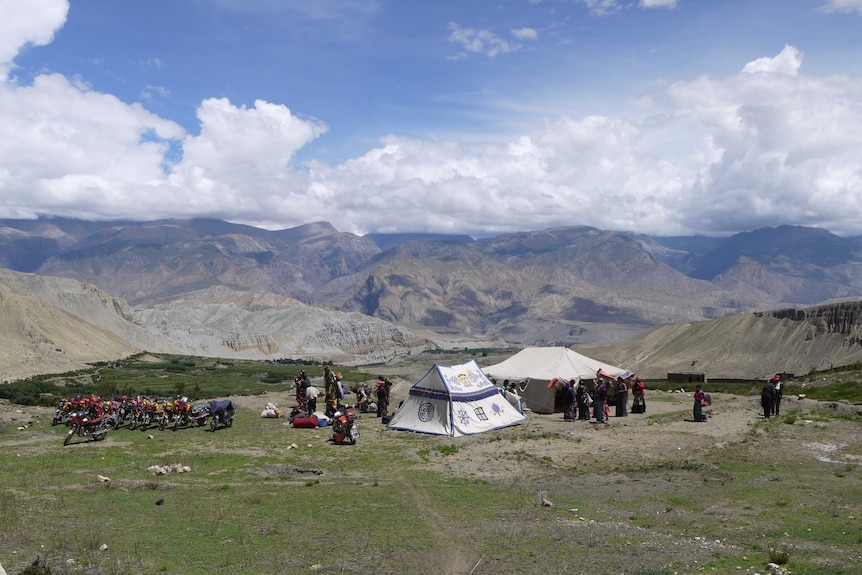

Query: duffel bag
<box><xmin>291</xmin><ymin>416</ymin><xmax>319</xmax><ymax>428</ymax></box>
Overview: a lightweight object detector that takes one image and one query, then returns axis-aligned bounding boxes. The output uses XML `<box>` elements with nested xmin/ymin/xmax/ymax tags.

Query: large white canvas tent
<box><xmin>483</xmin><ymin>347</ymin><xmax>629</xmax><ymax>414</ymax></box>
<box><xmin>386</xmin><ymin>360</ymin><xmax>528</xmax><ymax>437</ymax></box>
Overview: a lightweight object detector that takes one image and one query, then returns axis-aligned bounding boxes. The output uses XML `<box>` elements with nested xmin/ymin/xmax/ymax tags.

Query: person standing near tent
<box><xmin>771</xmin><ymin>374</ymin><xmax>783</xmax><ymax>416</ymax></box>
<box><xmin>377</xmin><ymin>377</ymin><xmax>392</xmax><ymax>418</ymax></box>
<box><xmin>760</xmin><ymin>377</ymin><xmax>776</xmax><ymax>418</ymax></box>
<box><xmin>615</xmin><ymin>376</ymin><xmax>628</xmax><ymax>417</ymax></box>
<box><xmin>375</xmin><ymin>375</ymin><xmax>386</xmax><ymax>417</ymax></box>
<box><xmin>576</xmin><ymin>382</ymin><xmax>591</xmax><ymax>420</ymax></box>
<box><xmin>562</xmin><ymin>379</ymin><xmax>577</xmax><ymax>421</ymax></box>
<box><xmin>606</xmin><ymin>375</ymin><xmax>617</xmax><ymax>414</ymax></box>
<box><xmin>594</xmin><ymin>378</ymin><xmax>608</xmax><ymax>424</ymax></box>
<box><xmin>631</xmin><ymin>377</ymin><xmax>646</xmax><ymax>413</ymax></box>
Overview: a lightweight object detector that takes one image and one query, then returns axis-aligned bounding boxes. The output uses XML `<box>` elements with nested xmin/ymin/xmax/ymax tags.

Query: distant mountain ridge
<box><xmin>2</xmin><ymin>217</ymin><xmax>862</xmax><ymax>350</ymax></box>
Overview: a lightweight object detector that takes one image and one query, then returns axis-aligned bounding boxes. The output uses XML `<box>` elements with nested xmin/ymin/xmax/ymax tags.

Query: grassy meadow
<box><xmin>0</xmin><ymin>353</ymin><xmax>860</xmax><ymax>574</ymax></box>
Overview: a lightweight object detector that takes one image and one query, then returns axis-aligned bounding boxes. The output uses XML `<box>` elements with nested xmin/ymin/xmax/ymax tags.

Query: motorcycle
<box><xmin>108</xmin><ymin>395</ymin><xmax>132</xmax><ymax>429</ymax></box>
<box><xmin>331</xmin><ymin>409</ymin><xmax>359</xmax><ymax>445</ymax></box>
<box><xmin>169</xmin><ymin>397</ymin><xmax>189</xmax><ymax>430</ymax></box>
<box><xmin>209</xmin><ymin>400</ymin><xmax>235</xmax><ymax>431</ymax></box>
<box><xmin>190</xmin><ymin>403</ymin><xmax>210</xmax><ymax>427</ymax></box>
<box><xmin>137</xmin><ymin>398</ymin><xmax>160</xmax><ymax>432</ymax></box>
<box><xmin>63</xmin><ymin>411</ymin><xmax>111</xmax><ymax>446</ymax></box>
<box><xmin>52</xmin><ymin>398</ymin><xmax>74</xmax><ymax>426</ymax></box>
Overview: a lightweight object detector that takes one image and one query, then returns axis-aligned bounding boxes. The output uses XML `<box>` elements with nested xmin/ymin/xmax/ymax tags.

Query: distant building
<box><xmin>668</xmin><ymin>372</ymin><xmax>707</xmax><ymax>384</ymax></box>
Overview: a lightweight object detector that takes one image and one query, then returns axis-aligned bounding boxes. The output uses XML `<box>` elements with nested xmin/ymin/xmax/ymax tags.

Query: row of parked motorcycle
<box><xmin>54</xmin><ymin>394</ymin><xmax>237</xmax><ymax>445</ymax></box>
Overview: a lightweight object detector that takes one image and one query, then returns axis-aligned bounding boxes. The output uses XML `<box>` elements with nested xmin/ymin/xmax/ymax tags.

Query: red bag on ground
<box><xmin>291</xmin><ymin>416</ymin><xmax>319</xmax><ymax>428</ymax></box>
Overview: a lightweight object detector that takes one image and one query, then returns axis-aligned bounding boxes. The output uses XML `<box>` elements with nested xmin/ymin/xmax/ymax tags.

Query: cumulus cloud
<box><xmin>303</xmin><ymin>44</ymin><xmax>862</xmax><ymax>236</ymax></box>
<box><xmin>1</xmin><ymin>3</ymin><xmax>861</xmax><ymax>239</ymax></box>
<box><xmin>0</xmin><ymin>75</ymin><xmax>327</xmax><ymax>223</ymax></box>
<box><xmin>0</xmin><ymin>73</ymin><xmax>185</xmax><ymax>219</ymax></box>
<box><xmin>164</xmin><ymin>98</ymin><xmax>328</xmax><ymax>223</ymax></box>
<box><xmin>742</xmin><ymin>45</ymin><xmax>802</xmax><ymax>76</ymax></box>
<box><xmin>0</xmin><ymin>0</ymin><xmax>69</xmax><ymax>81</ymax></box>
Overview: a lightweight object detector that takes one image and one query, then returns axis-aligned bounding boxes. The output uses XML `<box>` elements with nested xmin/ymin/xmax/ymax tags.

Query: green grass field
<box><xmin>1</xmin><ymin>354</ymin><xmax>860</xmax><ymax>575</ymax></box>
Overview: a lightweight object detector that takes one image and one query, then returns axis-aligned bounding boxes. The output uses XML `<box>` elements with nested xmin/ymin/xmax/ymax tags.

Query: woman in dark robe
<box><xmin>615</xmin><ymin>377</ymin><xmax>628</xmax><ymax>417</ymax></box>
<box><xmin>562</xmin><ymin>379</ymin><xmax>577</xmax><ymax>421</ymax></box>
<box><xmin>576</xmin><ymin>383</ymin><xmax>591</xmax><ymax>420</ymax></box>
<box><xmin>631</xmin><ymin>378</ymin><xmax>646</xmax><ymax>413</ymax></box>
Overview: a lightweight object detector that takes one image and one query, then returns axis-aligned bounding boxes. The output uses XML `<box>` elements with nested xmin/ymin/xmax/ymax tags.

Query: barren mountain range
<box><xmin>2</xmin><ymin>217</ymin><xmax>862</xmax><ymax>381</ymax></box>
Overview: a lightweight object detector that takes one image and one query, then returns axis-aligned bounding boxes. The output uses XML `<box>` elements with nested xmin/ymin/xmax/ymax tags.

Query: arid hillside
<box><xmin>0</xmin><ymin>278</ymin><xmax>139</xmax><ymax>382</ymax></box>
<box><xmin>587</xmin><ymin>301</ymin><xmax>862</xmax><ymax>379</ymax></box>
<box><xmin>0</xmin><ymin>268</ymin><xmax>490</xmax><ymax>381</ymax></box>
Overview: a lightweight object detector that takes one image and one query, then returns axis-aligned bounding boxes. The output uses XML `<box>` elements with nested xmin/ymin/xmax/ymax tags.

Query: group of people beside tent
<box><xmin>482</xmin><ymin>347</ymin><xmax>633</xmax><ymax>415</ymax></box>
<box><xmin>553</xmin><ymin>370</ymin><xmax>647</xmax><ymax>424</ymax></box>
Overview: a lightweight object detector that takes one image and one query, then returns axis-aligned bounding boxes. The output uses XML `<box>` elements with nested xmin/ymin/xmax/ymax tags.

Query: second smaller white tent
<box><xmin>386</xmin><ymin>360</ymin><xmax>527</xmax><ymax>437</ymax></box>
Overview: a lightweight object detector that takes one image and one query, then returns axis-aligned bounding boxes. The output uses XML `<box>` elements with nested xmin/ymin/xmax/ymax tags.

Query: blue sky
<box><xmin>2</xmin><ymin>0</ymin><xmax>862</xmax><ymax>237</ymax></box>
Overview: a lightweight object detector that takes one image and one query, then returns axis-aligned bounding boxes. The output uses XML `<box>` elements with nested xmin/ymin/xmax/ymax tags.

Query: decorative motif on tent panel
<box><xmin>443</xmin><ymin>370</ymin><xmax>486</xmax><ymax>392</ymax></box>
<box><xmin>418</xmin><ymin>402</ymin><xmax>434</xmax><ymax>422</ymax></box>
<box><xmin>473</xmin><ymin>407</ymin><xmax>489</xmax><ymax>421</ymax></box>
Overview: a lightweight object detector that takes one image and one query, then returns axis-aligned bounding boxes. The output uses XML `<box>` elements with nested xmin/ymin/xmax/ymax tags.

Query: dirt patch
<box><xmin>226</xmin><ymin>385</ymin><xmax>861</xmax><ymax>486</ymax></box>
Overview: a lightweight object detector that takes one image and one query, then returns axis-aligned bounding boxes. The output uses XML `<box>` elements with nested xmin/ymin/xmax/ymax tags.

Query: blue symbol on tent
<box><xmin>473</xmin><ymin>407</ymin><xmax>489</xmax><ymax>421</ymax></box>
<box><xmin>418</xmin><ymin>402</ymin><xmax>434</xmax><ymax>422</ymax></box>
<box><xmin>490</xmin><ymin>402</ymin><xmax>504</xmax><ymax>416</ymax></box>
<box><xmin>457</xmin><ymin>408</ymin><xmax>471</xmax><ymax>426</ymax></box>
